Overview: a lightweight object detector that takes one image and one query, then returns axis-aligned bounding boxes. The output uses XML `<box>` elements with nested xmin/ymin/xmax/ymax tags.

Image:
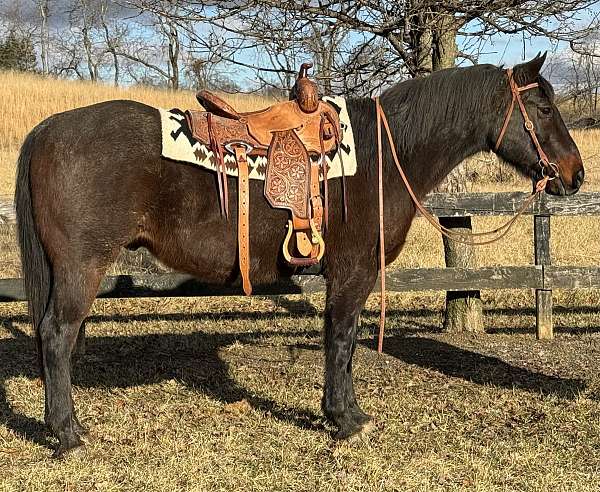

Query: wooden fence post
<box><xmin>534</xmin><ymin>213</ymin><xmax>553</xmax><ymax>339</ymax></box>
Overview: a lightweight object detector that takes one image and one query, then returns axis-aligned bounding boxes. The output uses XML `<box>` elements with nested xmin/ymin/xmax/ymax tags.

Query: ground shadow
<box><xmin>1</xmin><ymin>307</ymin><xmax>593</xmax><ymax>453</ymax></box>
<box><xmin>361</xmin><ymin>333</ymin><xmax>586</xmax><ymax>399</ymax></box>
<box><xmin>0</xmin><ymin>316</ymin><xmax>324</xmax><ymax>452</ymax></box>
<box><xmin>0</xmin><ymin>318</ymin><xmax>50</xmax><ymax>448</ymax></box>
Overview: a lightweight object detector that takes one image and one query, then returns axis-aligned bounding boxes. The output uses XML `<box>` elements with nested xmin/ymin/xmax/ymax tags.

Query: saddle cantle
<box><xmin>185</xmin><ymin>62</ymin><xmax>343</xmax><ymax>294</ymax></box>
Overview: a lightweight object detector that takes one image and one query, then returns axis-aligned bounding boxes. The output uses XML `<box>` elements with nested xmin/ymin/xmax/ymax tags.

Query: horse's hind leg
<box><xmin>323</xmin><ymin>262</ymin><xmax>378</xmax><ymax>440</ymax></box>
<box><xmin>39</xmin><ymin>264</ymin><xmax>107</xmax><ymax>458</ymax></box>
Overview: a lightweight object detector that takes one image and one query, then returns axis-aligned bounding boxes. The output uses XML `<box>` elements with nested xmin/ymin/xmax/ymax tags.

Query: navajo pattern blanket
<box><xmin>159</xmin><ymin>96</ymin><xmax>357</xmax><ymax>180</ymax></box>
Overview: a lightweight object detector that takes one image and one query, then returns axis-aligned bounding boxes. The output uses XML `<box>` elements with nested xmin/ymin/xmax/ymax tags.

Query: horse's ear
<box><xmin>513</xmin><ymin>52</ymin><xmax>547</xmax><ymax>85</ymax></box>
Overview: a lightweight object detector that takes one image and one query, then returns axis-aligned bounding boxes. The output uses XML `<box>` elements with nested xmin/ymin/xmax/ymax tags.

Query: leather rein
<box><xmin>374</xmin><ymin>68</ymin><xmax>560</xmax><ymax>352</ymax></box>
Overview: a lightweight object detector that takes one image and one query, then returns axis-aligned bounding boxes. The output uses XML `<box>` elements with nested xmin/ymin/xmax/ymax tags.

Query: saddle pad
<box><xmin>159</xmin><ymin>96</ymin><xmax>357</xmax><ymax>181</ymax></box>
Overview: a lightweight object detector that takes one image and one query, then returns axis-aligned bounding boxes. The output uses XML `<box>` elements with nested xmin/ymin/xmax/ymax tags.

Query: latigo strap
<box><xmin>233</xmin><ymin>145</ymin><xmax>252</xmax><ymax>295</ymax></box>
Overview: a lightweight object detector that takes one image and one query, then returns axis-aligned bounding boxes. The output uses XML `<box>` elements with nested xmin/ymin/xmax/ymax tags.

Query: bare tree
<box><xmin>99</xmin><ymin>0</ymin><xmax>125</xmax><ymax>86</ymax></box>
<box><xmin>115</xmin><ymin>1</ymin><xmax>185</xmax><ymax>89</ymax></box>
<box><xmin>36</xmin><ymin>0</ymin><xmax>50</xmax><ymax>74</ymax></box>
<box><xmin>79</xmin><ymin>0</ymin><xmax>100</xmax><ymax>80</ymax></box>
<box><xmin>548</xmin><ymin>35</ymin><xmax>600</xmax><ymax>119</ymax></box>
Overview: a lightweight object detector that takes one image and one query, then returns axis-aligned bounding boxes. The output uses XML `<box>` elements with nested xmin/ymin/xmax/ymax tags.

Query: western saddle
<box><xmin>185</xmin><ymin>63</ymin><xmax>342</xmax><ymax>295</ymax></box>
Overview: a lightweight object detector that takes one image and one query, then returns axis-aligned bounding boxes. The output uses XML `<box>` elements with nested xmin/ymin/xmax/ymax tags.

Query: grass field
<box><xmin>1</xmin><ymin>71</ymin><xmax>600</xmax><ymax>491</ymax></box>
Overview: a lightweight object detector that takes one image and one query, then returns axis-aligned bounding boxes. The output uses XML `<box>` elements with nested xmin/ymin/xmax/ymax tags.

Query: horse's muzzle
<box><xmin>545</xmin><ymin>168</ymin><xmax>584</xmax><ymax>196</ymax></box>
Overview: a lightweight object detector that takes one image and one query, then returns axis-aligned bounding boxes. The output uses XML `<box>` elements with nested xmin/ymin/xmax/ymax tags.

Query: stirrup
<box><xmin>282</xmin><ymin>219</ymin><xmax>325</xmax><ymax>267</ymax></box>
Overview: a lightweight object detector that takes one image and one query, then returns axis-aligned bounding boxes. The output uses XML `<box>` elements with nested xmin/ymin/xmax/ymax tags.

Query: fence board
<box><xmin>422</xmin><ymin>192</ymin><xmax>600</xmax><ymax>217</ymax></box>
<box><xmin>2</xmin><ymin>193</ymin><xmax>599</xmax><ymax>342</ymax></box>
<box><xmin>544</xmin><ymin>266</ymin><xmax>600</xmax><ymax>289</ymax></box>
<box><xmin>2</xmin><ymin>193</ymin><xmax>600</xmax><ymax>225</ymax></box>
<box><xmin>0</xmin><ymin>266</ymin><xmax>548</xmax><ymax>302</ymax></box>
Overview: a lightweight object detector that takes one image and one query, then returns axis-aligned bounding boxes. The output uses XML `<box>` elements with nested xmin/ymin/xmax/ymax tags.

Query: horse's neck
<box><xmin>381</xmin><ymin>105</ymin><xmax>490</xmax><ymax>201</ymax></box>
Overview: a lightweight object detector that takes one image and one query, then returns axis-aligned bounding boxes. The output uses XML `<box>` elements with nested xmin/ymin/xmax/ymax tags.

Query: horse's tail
<box><xmin>15</xmin><ymin>122</ymin><xmax>52</xmax><ymax>373</ymax></box>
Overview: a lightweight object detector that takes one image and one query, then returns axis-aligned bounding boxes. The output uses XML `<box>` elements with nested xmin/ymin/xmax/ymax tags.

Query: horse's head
<box><xmin>492</xmin><ymin>53</ymin><xmax>584</xmax><ymax>196</ymax></box>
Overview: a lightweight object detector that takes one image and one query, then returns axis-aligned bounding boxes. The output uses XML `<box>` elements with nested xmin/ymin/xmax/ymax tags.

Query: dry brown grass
<box><xmin>1</xmin><ymin>296</ymin><xmax>599</xmax><ymax>491</ymax></box>
<box><xmin>0</xmin><ymin>71</ymin><xmax>271</xmax><ymax>199</ymax></box>
<box><xmin>1</xmin><ymin>71</ymin><xmax>600</xmax><ymax>491</ymax></box>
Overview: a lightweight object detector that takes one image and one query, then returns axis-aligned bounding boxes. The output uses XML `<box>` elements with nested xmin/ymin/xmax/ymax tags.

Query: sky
<box><xmin>478</xmin><ymin>36</ymin><xmax>558</xmax><ymax>66</ymax></box>
<box><xmin>469</xmin><ymin>5</ymin><xmax>600</xmax><ymax>67</ymax></box>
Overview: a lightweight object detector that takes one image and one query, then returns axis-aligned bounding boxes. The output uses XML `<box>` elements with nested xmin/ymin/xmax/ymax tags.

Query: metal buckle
<box><xmin>524</xmin><ymin>120</ymin><xmax>534</xmax><ymax>131</ymax></box>
<box><xmin>224</xmin><ymin>141</ymin><xmax>254</xmax><ymax>154</ymax></box>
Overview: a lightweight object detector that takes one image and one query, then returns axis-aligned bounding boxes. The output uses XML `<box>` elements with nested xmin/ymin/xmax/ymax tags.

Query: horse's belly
<box><xmin>143</xmin><ymin>196</ymin><xmax>291</xmax><ymax>286</ymax></box>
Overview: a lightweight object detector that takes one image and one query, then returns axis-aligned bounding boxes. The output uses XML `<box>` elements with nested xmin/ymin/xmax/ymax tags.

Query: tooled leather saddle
<box><xmin>185</xmin><ymin>63</ymin><xmax>343</xmax><ymax>295</ymax></box>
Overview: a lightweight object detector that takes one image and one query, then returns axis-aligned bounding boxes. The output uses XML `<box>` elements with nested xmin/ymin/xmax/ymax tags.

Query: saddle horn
<box><xmin>291</xmin><ymin>62</ymin><xmax>319</xmax><ymax>113</ymax></box>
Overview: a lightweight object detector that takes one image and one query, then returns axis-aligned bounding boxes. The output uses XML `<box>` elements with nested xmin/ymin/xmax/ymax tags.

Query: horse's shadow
<box><xmin>0</xmin><ymin>311</ymin><xmax>589</xmax><ymax>452</ymax></box>
<box><xmin>0</xmin><ymin>310</ymin><xmax>325</xmax><ymax>451</ymax></box>
<box><xmin>361</xmin><ymin>332</ymin><xmax>587</xmax><ymax>399</ymax></box>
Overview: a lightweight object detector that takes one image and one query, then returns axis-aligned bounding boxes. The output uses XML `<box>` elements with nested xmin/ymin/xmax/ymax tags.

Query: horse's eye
<box><xmin>539</xmin><ymin>106</ymin><xmax>552</xmax><ymax>116</ymax></box>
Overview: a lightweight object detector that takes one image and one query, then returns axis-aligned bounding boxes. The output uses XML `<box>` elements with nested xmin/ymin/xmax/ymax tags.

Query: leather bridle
<box><xmin>495</xmin><ymin>68</ymin><xmax>560</xmax><ymax>181</ymax></box>
<box><xmin>373</xmin><ymin>68</ymin><xmax>560</xmax><ymax>352</ymax></box>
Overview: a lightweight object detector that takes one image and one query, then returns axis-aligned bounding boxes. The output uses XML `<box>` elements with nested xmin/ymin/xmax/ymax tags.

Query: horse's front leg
<box><xmin>322</xmin><ymin>265</ymin><xmax>378</xmax><ymax>440</ymax></box>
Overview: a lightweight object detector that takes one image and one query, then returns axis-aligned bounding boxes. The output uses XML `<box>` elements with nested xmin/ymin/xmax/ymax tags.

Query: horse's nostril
<box><xmin>574</xmin><ymin>169</ymin><xmax>585</xmax><ymax>189</ymax></box>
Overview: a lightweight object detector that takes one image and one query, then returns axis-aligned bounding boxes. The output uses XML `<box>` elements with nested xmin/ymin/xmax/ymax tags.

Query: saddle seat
<box><xmin>184</xmin><ymin>63</ymin><xmax>343</xmax><ymax>296</ymax></box>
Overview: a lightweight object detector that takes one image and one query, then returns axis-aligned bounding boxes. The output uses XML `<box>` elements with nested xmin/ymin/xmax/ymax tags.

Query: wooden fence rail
<box><xmin>1</xmin><ymin>192</ymin><xmax>599</xmax><ymax>339</ymax></box>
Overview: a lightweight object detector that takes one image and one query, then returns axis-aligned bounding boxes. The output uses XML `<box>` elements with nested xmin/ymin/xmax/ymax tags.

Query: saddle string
<box><xmin>338</xmin><ymin>128</ymin><xmax>349</xmax><ymax>222</ymax></box>
<box><xmin>320</xmin><ymin>113</ymin><xmax>329</xmax><ymax>230</ymax></box>
<box><xmin>207</xmin><ymin>113</ymin><xmax>229</xmax><ymax>218</ymax></box>
<box><xmin>374</xmin><ymin>68</ymin><xmax>558</xmax><ymax>351</ymax></box>
<box><xmin>322</xmin><ymin>109</ymin><xmax>347</xmax><ymax>222</ymax></box>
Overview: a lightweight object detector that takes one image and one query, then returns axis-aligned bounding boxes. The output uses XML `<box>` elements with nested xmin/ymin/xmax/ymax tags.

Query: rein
<box><xmin>374</xmin><ymin>69</ymin><xmax>559</xmax><ymax>352</ymax></box>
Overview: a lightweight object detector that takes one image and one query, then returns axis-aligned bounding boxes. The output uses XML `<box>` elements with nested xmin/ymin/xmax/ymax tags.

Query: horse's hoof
<box><xmin>74</xmin><ymin>424</ymin><xmax>90</xmax><ymax>437</ymax></box>
<box><xmin>349</xmin><ymin>419</ymin><xmax>376</xmax><ymax>443</ymax></box>
<box><xmin>334</xmin><ymin>418</ymin><xmax>376</xmax><ymax>443</ymax></box>
<box><xmin>51</xmin><ymin>442</ymin><xmax>86</xmax><ymax>460</ymax></box>
<box><xmin>349</xmin><ymin>408</ymin><xmax>372</xmax><ymax>427</ymax></box>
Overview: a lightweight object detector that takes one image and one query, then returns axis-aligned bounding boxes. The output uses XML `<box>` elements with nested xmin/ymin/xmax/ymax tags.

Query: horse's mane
<box><xmin>379</xmin><ymin>64</ymin><xmax>505</xmax><ymax>154</ymax></box>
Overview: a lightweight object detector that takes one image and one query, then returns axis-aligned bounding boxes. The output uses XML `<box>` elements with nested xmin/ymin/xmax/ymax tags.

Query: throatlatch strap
<box><xmin>234</xmin><ymin>146</ymin><xmax>252</xmax><ymax>295</ymax></box>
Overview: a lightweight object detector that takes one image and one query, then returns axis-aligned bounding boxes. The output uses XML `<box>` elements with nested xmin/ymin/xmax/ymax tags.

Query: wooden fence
<box><xmin>1</xmin><ymin>192</ymin><xmax>599</xmax><ymax>339</ymax></box>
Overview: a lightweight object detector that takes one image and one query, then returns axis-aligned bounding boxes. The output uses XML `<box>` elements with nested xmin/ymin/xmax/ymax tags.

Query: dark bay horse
<box><xmin>15</xmin><ymin>54</ymin><xmax>584</xmax><ymax>457</ymax></box>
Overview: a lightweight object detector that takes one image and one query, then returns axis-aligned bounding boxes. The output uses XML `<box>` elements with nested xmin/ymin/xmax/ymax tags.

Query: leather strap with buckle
<box><xmin>232</xmin><ymin>144</ymin><xmax>252</xmax><ymax>295</ymax></box>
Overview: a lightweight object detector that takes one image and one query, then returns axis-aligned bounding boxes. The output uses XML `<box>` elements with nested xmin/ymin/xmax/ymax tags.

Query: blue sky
<box><xmin>475</xmin><ymin>34</ymin><xmax>569</xmax><ymax>67</ymax></box>
<box><xmin>470</xmin><ymin>5</ymin><xmax>600</xmax><ymax>66</ymax></box>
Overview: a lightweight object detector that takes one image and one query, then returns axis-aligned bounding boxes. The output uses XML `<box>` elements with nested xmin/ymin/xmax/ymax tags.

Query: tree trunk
<box><xmin>100</xmin><ymin>1</ymin><xmax>120</xmax><ymax>87</ymax></box>
<box><xmin>38</xmin><ymin>0</ymin><xmax>49</xmax><ymax>74</ymax></box>
<box><xmin>415</xmin><ymin>21</ymin><xmax>433</xmax><ymax>75</ymax></box>
<box><xmin>433</xmin><ymin>15</ymin><xmax>484</xmax><ymax>334</ymax></box>
<box><xmin>82</xmin><ymin>24</ymin><xmax>96</xmax><ymax>81</ymax></box>
<box><xmin>167</xmin><ymin>21</ymin><xmax>179</xmax><ymax>90</ymax></box>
